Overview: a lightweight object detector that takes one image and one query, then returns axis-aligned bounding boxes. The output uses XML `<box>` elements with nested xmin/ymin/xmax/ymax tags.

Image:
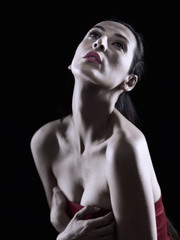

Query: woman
<box><xmin>30</xmin><ymin>18</ymin><xmax>179</xmax><ymax>240</ymax></box>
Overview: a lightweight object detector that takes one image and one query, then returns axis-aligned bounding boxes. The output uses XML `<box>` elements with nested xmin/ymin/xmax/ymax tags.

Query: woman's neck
<box><xmin>71</xmin><ymin>79</ymin><xmax>120</xmax><ymax>153</ymax></box>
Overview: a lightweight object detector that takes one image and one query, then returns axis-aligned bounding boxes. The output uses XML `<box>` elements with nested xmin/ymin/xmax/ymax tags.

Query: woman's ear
<box><xmin>68</xmin><ymin>65</ymin><xmax>71</xmax><ymax>70</ymax></box>
<box><xmin>121</xmin><ymin>75</ymin><xmax>138</xmax><ymax>92</ymax></box>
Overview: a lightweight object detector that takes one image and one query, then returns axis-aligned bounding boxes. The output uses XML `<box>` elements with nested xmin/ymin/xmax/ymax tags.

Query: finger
<box><xmin>53</xmin><ymin>186</ymin><xmax>64</xmax><ymax>198</ymax></box>
<box><xmin>75</xmin><ymin>205</ymin><xmax>101</xmax><ymax>220</ymax></box>
<box><xmin>53</xmin><ymin>186</ymin><xmax>60</xmax><ymax>193</ymax></box>
<box><xmin>52</xmin><ymin>186</ymin><xmax>67</xmax><ymax>206</ymax></box>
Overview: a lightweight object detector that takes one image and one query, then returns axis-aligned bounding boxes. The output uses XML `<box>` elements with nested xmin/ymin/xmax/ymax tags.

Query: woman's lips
<box><xmin>83</xmin><ymin>51</ymin><xmax>102</xmax><ymax>64</ymax></box>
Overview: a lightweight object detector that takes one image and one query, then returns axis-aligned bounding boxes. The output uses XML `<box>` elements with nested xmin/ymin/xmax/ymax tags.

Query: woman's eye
<box><xmin>112</xmin><ymin>42</ymin><xmax>125</xmax><ymax>51</ymax></box>
<box><xmin>89</xmin><ymin>31</ymin><xmax>100</xmax><ymax>39</ymax></box>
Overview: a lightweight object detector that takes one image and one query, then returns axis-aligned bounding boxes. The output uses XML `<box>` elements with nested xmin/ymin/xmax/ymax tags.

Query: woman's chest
<box><xmin>52</xmin><ymin>151</ymin><xmax>111</xmax><ymax>209</ymax></box>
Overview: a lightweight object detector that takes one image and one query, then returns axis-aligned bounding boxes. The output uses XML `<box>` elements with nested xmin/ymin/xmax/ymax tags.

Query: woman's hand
<box><xmin>56</xmin><ymin>205</ymin><xmax>115</xmax><ymax>240</ymax></box>
<box><xmin>50</xmin><ymin>187</ymin><xmax>71</xmax><ymax>233</ymax></box>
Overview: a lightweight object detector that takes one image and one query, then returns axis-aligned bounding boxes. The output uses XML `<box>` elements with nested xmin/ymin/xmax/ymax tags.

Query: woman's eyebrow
<box><xmin>93</xmin><ymin>25</ymin><xmax>129</xmax><ymax>43</ymax></box>
<box><xmin>93</xmin><ymin>25</ymin><xmax>105</xmax><ymax>31</ymax></box>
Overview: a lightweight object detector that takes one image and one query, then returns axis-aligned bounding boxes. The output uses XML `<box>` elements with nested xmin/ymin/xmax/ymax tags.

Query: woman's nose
<box><xmin>92</xmin><ymin>36</ymin><xmax>108</xmax><ymax>52</ymax></box>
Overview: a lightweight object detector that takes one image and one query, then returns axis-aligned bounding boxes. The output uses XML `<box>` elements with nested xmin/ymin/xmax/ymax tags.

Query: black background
<box><xmin>1</xmin><ymin>1</ymin><xmax>180</xmax><ymax>239</ymax></box>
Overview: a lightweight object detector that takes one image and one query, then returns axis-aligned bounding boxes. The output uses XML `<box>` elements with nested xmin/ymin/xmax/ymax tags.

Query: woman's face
<box><xmin>71</xmin><ymin>20</ymin><xmax>137</xmax><ymax>89</ymax></box>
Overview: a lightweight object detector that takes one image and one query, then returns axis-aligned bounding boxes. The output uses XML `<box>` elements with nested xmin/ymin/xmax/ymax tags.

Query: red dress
<box><xmin>67</xmin><ymin>195</ymin><xmax>170</xmax><ymax>240</ymax></box>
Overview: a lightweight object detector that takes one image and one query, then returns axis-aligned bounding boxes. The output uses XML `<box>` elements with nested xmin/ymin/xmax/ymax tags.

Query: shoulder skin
<box><xmin>106</xmin><ymin>115</ymin><xmax>157</xmax><ymax>240</ymax></box>
<box><xmin>30</xmin><ymin>119</ymin><xmax>62</xmax><ymax>206</ymax></box>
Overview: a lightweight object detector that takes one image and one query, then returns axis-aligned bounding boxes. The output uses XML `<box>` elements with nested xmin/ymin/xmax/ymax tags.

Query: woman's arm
<box><xmin>30</xmin><ymin>122</ymin><xmax>58</xmax><ymax>207</ymax></box>
<box><xmin>30</xmin><ymin>123</ymin><xmax>71</xmax><ymax>232</ymax></box>
<box><xmin>50</xmin><ymin>187</ymin><xmax>71</xmax><ymax>233</ymax></box>
<box><xmin>106</xmin><ymin>133</ymin><xmax>157</xmax><ymax>240</ymax></box>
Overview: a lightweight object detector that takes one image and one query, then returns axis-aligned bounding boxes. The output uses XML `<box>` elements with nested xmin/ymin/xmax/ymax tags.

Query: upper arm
<box><xmin>106</xmin><ymin>134</ymin><xmax>157</xmax><ymax>240</ymax></box>
<box><xmin>30</xmin><ymin>123</ymin><xmax>58</xmax><ymax>207</ymax></box>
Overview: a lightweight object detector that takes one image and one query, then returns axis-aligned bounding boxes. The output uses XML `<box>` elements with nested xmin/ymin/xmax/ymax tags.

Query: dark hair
<box><xmin>107</xmin><ymin>18</ymin><xmax>145</xmax><ymax>128</ymax></box>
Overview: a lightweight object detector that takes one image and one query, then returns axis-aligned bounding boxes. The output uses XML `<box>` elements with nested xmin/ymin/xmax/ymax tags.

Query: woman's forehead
<box><xmin>88</xmin><ymin>20</ymin><xmax>136</xmax><ymax>43</ymax></box>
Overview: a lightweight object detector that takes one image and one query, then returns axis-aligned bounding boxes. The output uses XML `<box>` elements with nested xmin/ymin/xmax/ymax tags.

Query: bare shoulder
<box><xmin>30</xmin><ymin>115</ymin><xmax>73</xmax><ymax>163</ymax></box>
<box><xmin>30</xmin><ymin>119</ymin><xmax>60</xmax><ymax>152</ymax></box>
<box><xmin>108</xmin><ymin>112</ymin><xmax>149</xmax><ymax>161</ymax></box>
<box><xmin>106</xmin><ymin>112</ymin><xmax>152</xmax><ymax>183</ymax></box>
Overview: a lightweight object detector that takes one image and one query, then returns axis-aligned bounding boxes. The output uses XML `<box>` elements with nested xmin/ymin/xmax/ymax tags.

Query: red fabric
<box><xmin>67</xmin><ymin>200</ymin><xmax>110</xmax><ymax>220</ymax></box>
<box><xmin>155</xmin><ymin>196</ymin><xmax>170</xmax><ymax>240</ymax></box>
<box><xmin>67</xmin><ymin>196</ymin><xmax>170</xmax><ymax>239</ymax></box>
